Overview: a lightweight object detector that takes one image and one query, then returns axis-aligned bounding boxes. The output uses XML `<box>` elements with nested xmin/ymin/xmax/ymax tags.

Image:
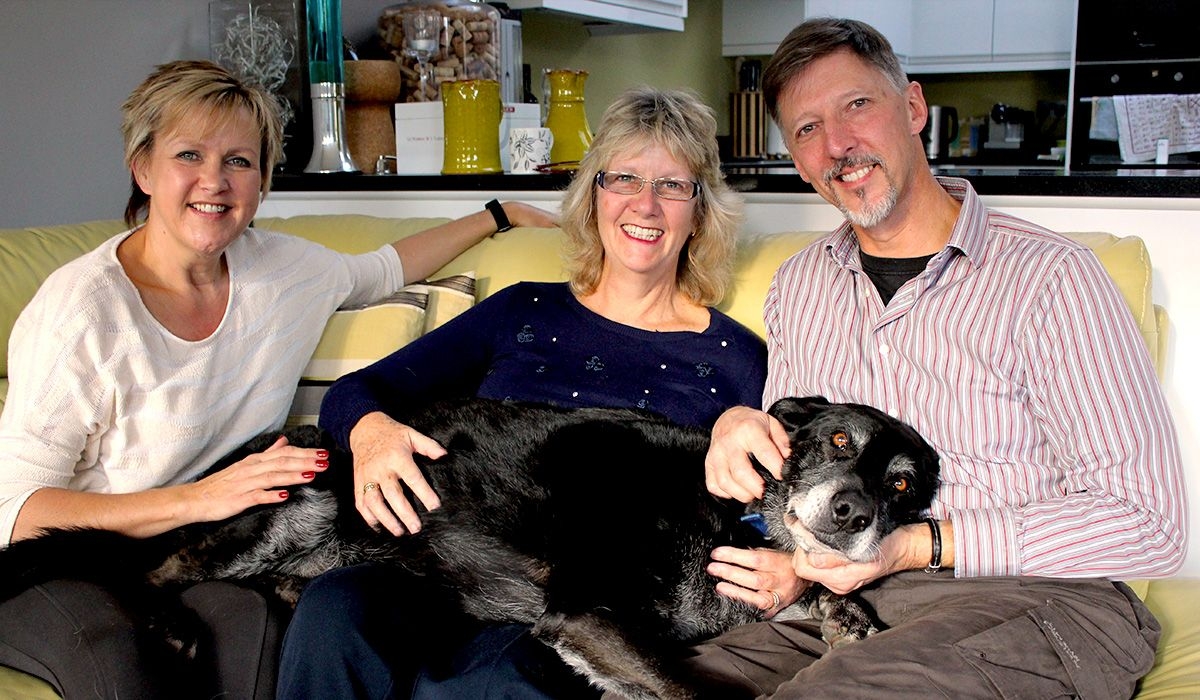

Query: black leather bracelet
<box><xmin>485</xmin><ymin>199</ymin><xmax>513</xmax><ymax>233</ymax></box>
<box><xmin>923</xmin><ymin>517</ymin><xmax>942</xmax><ymax>573</ymax></box>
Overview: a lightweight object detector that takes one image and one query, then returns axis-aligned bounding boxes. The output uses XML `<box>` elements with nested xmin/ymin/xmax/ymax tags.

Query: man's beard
<box><xmin>823</xmin><ymin>156</ymin><xmax>898</xmax><ymax>229</ymax></box>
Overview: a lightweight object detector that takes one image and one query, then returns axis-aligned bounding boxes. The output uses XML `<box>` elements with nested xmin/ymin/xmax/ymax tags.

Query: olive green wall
<box><xmin>916</xmin><ymin>70</ymin><xmax>1069</xmax><ymax>127</ymax></box>
<box><xmin>521</xmin><ymin>0</ymin><xmax>733</xmax><ymax>134</ymax></box>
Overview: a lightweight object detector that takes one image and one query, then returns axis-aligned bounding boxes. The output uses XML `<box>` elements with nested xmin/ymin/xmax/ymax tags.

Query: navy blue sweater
<box><xmin>319</xmin><ymin>282</ymin><xmax>767</xmax><ymax>447</ymax></box>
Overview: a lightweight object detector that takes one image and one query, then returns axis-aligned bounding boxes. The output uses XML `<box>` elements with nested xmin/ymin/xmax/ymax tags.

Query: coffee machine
<box><xmin>984</xmin><ymin>103</ymin><xmax>1031</xmax><ymax>152</ymax></box>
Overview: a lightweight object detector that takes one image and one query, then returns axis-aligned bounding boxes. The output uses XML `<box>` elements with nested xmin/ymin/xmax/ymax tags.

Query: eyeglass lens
<box><xmin>598</xmin><ymin>172</ymin><xmax>698</xmax><ymax>200</ymax></box>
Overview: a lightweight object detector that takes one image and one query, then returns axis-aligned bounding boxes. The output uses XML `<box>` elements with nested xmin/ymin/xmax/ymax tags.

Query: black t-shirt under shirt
<box><xmin>858</xmin><ymin>250</ymin><xmax>935</xmax><ymax>305</ymax></box>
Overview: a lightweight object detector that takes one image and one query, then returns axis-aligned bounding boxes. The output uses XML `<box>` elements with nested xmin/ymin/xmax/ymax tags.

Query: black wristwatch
<box><xmin>485</xmin><ymin>199</ymin><xmax>513</xmax><ymax>233</ymax></box>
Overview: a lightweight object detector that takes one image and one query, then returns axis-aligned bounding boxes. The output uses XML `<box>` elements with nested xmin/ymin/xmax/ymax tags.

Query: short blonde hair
<box><xmin>559</xmin><ymin>87</ymin><xmax>743</xmax><ymax>307</ymax></box>
<box><xmin>121</xmin><ymin>60</ymin><xmax>284</xmax><ymax>226</ymax></box>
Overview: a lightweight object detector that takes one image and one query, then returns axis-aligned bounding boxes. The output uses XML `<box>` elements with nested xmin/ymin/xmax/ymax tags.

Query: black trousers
<box><xmin>0</xmin><ymin>579</ymin><xmax>286</xmax><ymax>700</ymax></box>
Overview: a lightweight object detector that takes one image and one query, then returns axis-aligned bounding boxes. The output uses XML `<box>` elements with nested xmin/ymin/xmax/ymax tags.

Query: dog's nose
<box><xmin>830</xmin><ymin>490</ymin><xmax>874</xmax><ymax>533</ymax></box>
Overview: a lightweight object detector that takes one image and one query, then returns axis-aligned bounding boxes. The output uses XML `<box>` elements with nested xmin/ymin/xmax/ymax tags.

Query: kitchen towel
<box><xmin>1112</xmin><ymin>94</ymin><xmax>1200</xmax><ymax>162</ymax></box>
<box><xmin>1088</xmin><ymin>97</ymin><xmax>1119</xmax><ymax>142</ymax></box>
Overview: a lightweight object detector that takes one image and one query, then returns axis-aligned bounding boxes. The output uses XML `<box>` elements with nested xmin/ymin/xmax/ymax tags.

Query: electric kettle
<box><xmin>922</xmin><ymin>105</ymin><xmax>958</xmax><ymax>160</ymax></box>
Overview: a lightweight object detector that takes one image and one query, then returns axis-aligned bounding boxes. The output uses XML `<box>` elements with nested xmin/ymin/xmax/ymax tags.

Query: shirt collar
<box><xmin>823</xmin><ymin>176</ymin><xmax>989</xmax><ymax>268</ymax></box>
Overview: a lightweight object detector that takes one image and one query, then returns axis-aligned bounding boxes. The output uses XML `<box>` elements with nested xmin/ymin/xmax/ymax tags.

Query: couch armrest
<box><xmin>1135</xmin><ymin>578</ymin><xmax>1200</xmax><ymax>698</ymax></box>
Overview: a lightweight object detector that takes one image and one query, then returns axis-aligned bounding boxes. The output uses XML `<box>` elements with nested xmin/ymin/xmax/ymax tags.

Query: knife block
<box><xmin>731</xmin><ymin>90</ymin><xmax>766</xmax><ymax>160</ymax></box>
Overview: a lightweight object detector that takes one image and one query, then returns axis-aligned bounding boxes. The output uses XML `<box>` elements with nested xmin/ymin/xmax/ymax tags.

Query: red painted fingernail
<box><xmin>278</xmin><ymin>490</ymin><xmax>289</xmax><ymax>499</ymax></box>
<box><xmin>316</xmin><ymin>450</ymin><xmax>329</xmax><ymax>458</ymax></box>
<box><xmin>314</xmin><ymin>459</ymin><xmax>329</xmax><ymax>468</ymax></box>
<box><xmin>302</xmin><ymin>471</ymin><xmax>316</xmax><ymax>479</ymax></box>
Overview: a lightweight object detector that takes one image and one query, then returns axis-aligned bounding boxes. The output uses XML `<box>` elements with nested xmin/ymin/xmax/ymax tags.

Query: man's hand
<box><xmin>705</xmin><ymin>406</ymin><xmax>792</xmax><ymax>502</ymax></box>
<box><xmin>792</xmin><ymin>522</ymin><xmax>931</xmax><ymax>595</ymax></box>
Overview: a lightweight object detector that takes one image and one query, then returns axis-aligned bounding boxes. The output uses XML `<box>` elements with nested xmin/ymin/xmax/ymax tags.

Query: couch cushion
<box><xmin>0</xmin><ymin>665</ymin><xmax>57</xmax><ymax>698</ymax></box>
<box><xmin>303</xmin><ymin>287</ymin><xmax>429</xmax><ymax>382</ymax></box>
<box><xmin>1137</xmin><ymin>578</ymin><xmax>1200</xmax><ymax>698</ymax></box>
<box><xmin>252</xmin><ymin>214</ymin><xmax>453</xmax><ymax>255</ymax></box>
<box><xmin>0</xmin><ymin>220</ymin><xmax>126</xmax><ymax>377</ymax></box>
<box><xmin>720</xmin><ymin>232</ymin><xmax>826</xmax><ymax>338</ymax></box>
<box><xmin>412</xmin><ymin>271</ymin><xmax>476</xmax><ymax>334</ymax></box>
<box><xmin>428</xmin><ymin>226</ymin><xmax>569</xmax><ymax>299</ymax></box>
<box><xmin>300</xmin><ymin>271</ymin><xmax>478</xmax><ymax>382</ymax></box>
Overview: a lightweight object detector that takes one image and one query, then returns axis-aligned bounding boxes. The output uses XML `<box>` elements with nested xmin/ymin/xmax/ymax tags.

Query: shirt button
<box><xmin>879</xmin><ymin>344</ymin><xmax>891</xmax><ymax>356</ymax></box>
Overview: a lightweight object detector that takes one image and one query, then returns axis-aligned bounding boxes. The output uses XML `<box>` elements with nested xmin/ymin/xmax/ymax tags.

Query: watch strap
<box><xmin>485</xmin><ymin>199</ymin><xmax>513</xmax><ymax>233</ymax></box>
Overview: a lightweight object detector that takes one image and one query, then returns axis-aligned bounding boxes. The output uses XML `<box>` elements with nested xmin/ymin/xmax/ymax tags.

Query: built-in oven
<box><xmin>1068</xmin><ymin>0</ymin><xmax>1200</xmax><ymax>170</ymax></box>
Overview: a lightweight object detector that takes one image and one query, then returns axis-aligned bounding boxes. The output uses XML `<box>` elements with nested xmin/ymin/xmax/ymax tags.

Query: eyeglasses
<box><xmin>595</xmin><ymin>171</ymin><xmax>701</xmax><ymax>201</ymax></box>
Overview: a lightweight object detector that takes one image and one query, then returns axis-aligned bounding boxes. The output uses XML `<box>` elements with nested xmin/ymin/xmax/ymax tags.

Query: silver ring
<box><xmin>363</xmin><ymin>482</ymin><xmax>379</xmax><ymax>494</ymax></box>
<box><xmin>769</xmin><ymin>590</ymin><xmax>781</xmax><ymax>609</ymax></box>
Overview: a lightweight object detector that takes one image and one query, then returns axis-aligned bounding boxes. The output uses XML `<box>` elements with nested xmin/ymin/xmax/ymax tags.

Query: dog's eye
<box><xmin>831</xmin><ymin>431</ymin><xmax>849</xmax><ymax>449</ymax></box>
<box><xmin>892</xmin><ymin>477</ymin><xmax>909</xmax><ymax>492</ymax></box>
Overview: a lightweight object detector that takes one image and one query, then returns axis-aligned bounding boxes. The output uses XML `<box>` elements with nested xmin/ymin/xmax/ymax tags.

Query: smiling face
<box><xmin>132</xmin><ymin>106</ymin><xmax>263</xmax><ymax>260</ymax></box>
<box><xmin>595</xmin><ymin>143</ymin><xmax>699</xmax><ymax>288</ymax></box>
<box><xmin>775</xmin><ymin>48</ymin><xmax>928</xmax><ymax>231</ymax></box>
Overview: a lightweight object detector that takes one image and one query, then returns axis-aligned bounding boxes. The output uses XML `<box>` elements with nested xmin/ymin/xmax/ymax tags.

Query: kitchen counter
<box><xmin>272</xmin><ymin>166</ymin><xmax>1200</xmax><ymax>199</ymax></box>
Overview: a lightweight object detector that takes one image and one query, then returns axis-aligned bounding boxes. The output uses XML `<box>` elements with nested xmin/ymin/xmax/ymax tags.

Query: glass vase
<box><xmin>208</xmin><ymin>0</ymin><xmax>302</xmax><ymax>166</ymax></box>
<box><xmin>543</xmin><ymin>69</ymin><xmax>592</xmax><ymax>168</ymax></box>
<box><xmin>441</xmin><ymin>79</ymin><xmax>503</xmax><ymax>175</ymax></box>
<box><xmin>303</xmin><ymin>0</ymin><xmax>357</xmax><ymax>172</ymax></box>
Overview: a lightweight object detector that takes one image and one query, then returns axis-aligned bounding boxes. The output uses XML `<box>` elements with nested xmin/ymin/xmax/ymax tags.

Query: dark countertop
<box><xmin>271</xmin><ymin>165</ymin><xmax>1200</xmax><ymax>198</ymax></box>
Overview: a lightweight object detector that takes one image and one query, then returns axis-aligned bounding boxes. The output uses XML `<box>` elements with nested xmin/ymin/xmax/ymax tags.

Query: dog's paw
<box><xmin>820</xmin><ymin>614</ymin><xmax>879</xmax><ymax>648</ymax></box>
<box><xmin>274</xmin><ymin>575</ymin><xmax>307</xmax><ymax>608</ymax></box>
<box><xmin>811</xmin><ymin>588</ymin><xmax>882</xmax><ymax>648</ymax></box>
<box><xmin>146</xmin><ymin>611</ymin><xmax>201</xmax><ymax>661</ymax></box>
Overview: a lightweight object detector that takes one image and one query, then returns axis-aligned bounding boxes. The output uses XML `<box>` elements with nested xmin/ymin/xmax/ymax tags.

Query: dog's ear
<box><xmin>767</xmin><ymin>396</ymin><xmax>830</xmax><ymax>438</ymax></box>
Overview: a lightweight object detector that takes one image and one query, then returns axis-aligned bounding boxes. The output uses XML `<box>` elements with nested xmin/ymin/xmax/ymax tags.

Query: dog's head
<box><xmin>754</xmin><ymin>397</ymin><xmax>940</xmax><ymax>562</ymax></box>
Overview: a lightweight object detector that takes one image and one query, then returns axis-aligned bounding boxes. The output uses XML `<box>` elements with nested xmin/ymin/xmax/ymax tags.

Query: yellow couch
<box><xmin>0</xmin><ymin>215</ymin><xmax>1195</xmax><ymax>697</ymax></box>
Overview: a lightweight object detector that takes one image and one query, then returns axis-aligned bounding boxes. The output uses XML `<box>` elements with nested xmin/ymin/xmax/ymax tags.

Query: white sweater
<box><xmin>0</xmin><ymin>228</ymin><xmax>403</xmax><ymax>545</ymax></box>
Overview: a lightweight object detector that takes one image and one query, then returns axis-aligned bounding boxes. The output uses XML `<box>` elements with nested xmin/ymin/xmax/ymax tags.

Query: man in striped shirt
<box><xmin>694</xmin><ymin>17</ymin><xmax>1186</xmax><ymax>699</ymax></box>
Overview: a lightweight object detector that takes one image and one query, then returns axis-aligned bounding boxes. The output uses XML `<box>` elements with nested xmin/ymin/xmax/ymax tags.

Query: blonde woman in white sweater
<box><xmin>0</xmin><ymin>60</ymin><xmax>555</xmax><ymax>699</ymax></box>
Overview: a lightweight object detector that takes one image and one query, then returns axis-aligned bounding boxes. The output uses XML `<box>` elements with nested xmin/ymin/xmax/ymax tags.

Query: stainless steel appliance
<box><xmin>1068</xmin><ymin>0</ymin><xmax>1200</xmax><ymax>169</ymax></box>
<box><xmin>922</xmin><ymin>105</ymin><xmax>958</xmax><ymax>161</ymax></box>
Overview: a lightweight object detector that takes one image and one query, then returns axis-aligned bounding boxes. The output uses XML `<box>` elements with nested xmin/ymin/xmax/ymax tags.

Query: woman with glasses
<box><xmin>275</xmin><ymin>87</ymin><xmax>798</xmax><ymax>699</ymax></box>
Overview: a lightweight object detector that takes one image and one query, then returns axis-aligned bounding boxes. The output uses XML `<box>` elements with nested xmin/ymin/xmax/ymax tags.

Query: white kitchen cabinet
<box><xmin>909</xmin><ymin>0</ymin><xmax>995</xmax><ymax>68</ymax></box>
<box><xmin>722</xmin><ymin>0</ymin><xmax>1075</xmax><ymax>73</ymax></box>
<box><xmin>721</xmin><ymin>0</ymin><xmax>806</xmax><ymax>56</ymax></box>
<box><xmin>991</xmin><ymin>0</ymin><xmax>1075</xmax><ymax>66</ymax></box>
<box><xmin>505</xmin><ymin>0</ymin><xmax>687</xmax><ymax>34</ymax></box>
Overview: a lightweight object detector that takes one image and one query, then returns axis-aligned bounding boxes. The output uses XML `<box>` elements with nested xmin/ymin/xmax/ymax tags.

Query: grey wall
<box><xmin>1</xmin><ymin>1</ymin><xmax>211</xmax><ymax>227</ymax></box>
<box><xmin>0</xmin><ymin>1</ymin><xmax>728</xmax><ymax>228</ymax></box>
<box><xmin>0</xmin><ymin>0</ymin><xmax>387</xmax><ymax>228</ymax></box>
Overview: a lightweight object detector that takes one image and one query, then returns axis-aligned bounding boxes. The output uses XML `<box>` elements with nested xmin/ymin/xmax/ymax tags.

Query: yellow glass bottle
<box><xmin>543</xmin><ymin>69</ymin><xmax>592</xmax><ymax>168</ymax></box>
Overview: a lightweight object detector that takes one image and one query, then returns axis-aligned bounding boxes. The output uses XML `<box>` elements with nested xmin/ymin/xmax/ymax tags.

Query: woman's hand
<box><xmin>705</xmin><ymin>407</ymin><xmax>792</xmax><ymax>503</ymax></box>
<box><xmin>502</xmin><ymin>201</ymin><xmax>559</xmax><ymax>229</ymax></box>
<box><xmin>14</xmin><ymin>435</ymin><xmax>331</xmax><ymax>542</ymax></box>
<box><xmin>348</xmin><ymin>411</ymin><xmax>447</xmax><ymax>536</ymax></box>
<box><xmin>186</xmin><ymin>435</ymin><xmax>329</xmax><ymax>523</ymax></box>
<box><xmin>707</xmin><ymin>546</ymin><xmax>810</xmax><ymax>617</ymax></box>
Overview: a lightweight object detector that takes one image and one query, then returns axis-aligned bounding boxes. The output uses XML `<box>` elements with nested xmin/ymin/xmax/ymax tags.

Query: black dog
<box><xmin>0</xmin><ymin>396</ymin><xmax>939</xmax><ymax>699</ymax></box>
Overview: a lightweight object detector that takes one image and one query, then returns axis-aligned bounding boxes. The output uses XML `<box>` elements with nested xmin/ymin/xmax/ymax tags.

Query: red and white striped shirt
<box><xmin>763</xmin><ymin>177</ymin><xmax>1187</xmax><ymax>579</ymax></box>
